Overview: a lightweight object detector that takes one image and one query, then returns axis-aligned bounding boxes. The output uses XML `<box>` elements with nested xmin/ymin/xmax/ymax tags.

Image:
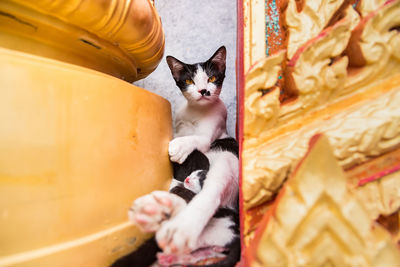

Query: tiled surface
<box><xmin>134</xmin><ymin>0</ymin><xmax>237</xmax><ymax>137</ymax></box>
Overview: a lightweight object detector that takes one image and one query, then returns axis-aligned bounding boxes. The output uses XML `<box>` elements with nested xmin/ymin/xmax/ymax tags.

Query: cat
<box><xmin>155</xmin><ymin>161</ymin><xmax>240</xmax><ymax>267</ymax></box>
<box><xmin>111</xmin><ymin>46</ymin><xmax>239</xmax><ymax>266</ymax></box>
<box><xmin>112</xmin><ymin>138</ymin><xmax>239</xmax><ymax>267</ymax></box>
<box><xmin>176</xmin><ymin>164</ymin><xmax>240</xmax><ymax>267</ymax></box>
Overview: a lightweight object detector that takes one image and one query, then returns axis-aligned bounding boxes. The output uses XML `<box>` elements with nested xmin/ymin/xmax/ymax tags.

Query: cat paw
<box><xmin>156</xmin><ymin>215</ymin><xmax>201</xmax><ymax>254</ymax></box>
<box><xmin>169</xmin><ymin>137</ymin><xmax>194</xmax><ymax>164</ymax></box>
<box><xmin>128</xmin><ymin>191</ymin><xmax>187</xmax><ymax>233</ymax></box>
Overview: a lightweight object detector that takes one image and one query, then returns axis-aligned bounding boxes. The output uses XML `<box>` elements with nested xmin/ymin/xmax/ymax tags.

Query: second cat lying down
<box><xmin>158</xmin><ymin>145</ymin><xmax>240</xmax><ymax>266</ymax></box>
<box><xmin>111</xmin><ymin>139</ymin><xmax>239</xmax><ymax>267</ymax></box>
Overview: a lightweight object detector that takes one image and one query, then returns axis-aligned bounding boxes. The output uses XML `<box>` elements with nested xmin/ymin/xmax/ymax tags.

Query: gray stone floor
<box><xmin>134</xmin><ymin>0</ymin><xmax>237</xmax><ymax>137</ymax></box>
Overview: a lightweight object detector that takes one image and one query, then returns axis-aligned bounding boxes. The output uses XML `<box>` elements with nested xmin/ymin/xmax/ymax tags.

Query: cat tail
<box><xmin>110</xmin><ymin>236</ymin><xmax>160</xmax><ymax>267</ymax></box>
<box><xmin>188</xmin><ymin>237</ymin><xmax>241</xmax><ymax>267</ymax></box>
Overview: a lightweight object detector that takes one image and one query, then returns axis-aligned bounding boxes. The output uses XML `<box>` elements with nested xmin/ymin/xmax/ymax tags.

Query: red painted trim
<box><xmin>236</xmin><ymin>0</ymin><xmax>246</xmax><ymax>265</ymax></box>
<box><xmin>358</xmin><ymin>164</ymin><xmax>400</xmax><ymax>187</ymax></box>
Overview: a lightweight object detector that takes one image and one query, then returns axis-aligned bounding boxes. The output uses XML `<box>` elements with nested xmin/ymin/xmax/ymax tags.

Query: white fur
<box><xmin>197</xmin><ymin>217</ymin><xmax>237</xmax><ymax>248</ymax></box>
<box><xmin>181</xmin><ymin>66</ymin><xmax>220</xmax><ymax>105</ymax></box>
<box><xmin>169</xmin><ymin>97</ymin><xmax>228</xmax><ymax>164</ymax></box>
<box><xmin>130</xmin><ymin>61</ymin><xmax>237</xmax><ymax>254</ymax></box>
<box><xmin>158</xmin><ymin>64</ymin><xmax>238</xmax><ymax>253</ymax></box>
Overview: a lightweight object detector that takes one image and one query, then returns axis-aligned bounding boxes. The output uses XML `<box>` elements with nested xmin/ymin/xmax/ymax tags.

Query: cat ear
<box><xmin>166</xmin><ymin>56</ymin><xmax>185</xmax><ymax>80</ymax></box>
<box><xmin>208</xmin><ymin>46</ymin><xmax>226</xmax><ymax>72</ymax></box>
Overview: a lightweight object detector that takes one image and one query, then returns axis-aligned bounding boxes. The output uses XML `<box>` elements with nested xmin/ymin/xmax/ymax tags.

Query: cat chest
<box><xmin>175</xmin><ymin>119</ymin><xmax>200</xmax><ymax>136</ymax></box>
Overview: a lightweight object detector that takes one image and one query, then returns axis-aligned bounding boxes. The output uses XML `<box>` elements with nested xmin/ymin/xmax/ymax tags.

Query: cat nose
<box><xmin>199</xmin><ymin>89</ymin><xmax>207</xmax><ymax>96</ymax></box>
<box><xmin>185</xmin><ymin>177</ymin><xmax>190</xmax><ymax>183</ymax></box>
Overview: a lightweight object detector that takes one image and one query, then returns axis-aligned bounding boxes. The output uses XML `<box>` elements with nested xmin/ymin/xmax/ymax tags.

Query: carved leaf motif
<box><xmin>248</xmin><ymin>135</ymin><xmax>400</xmax><ymax>267</ymax></box>
<box><xmin>244</xmin><ymin>51</ymin><xmax>285</xmax><ymax>138</ymax></box>
<box><xmin>282</xmin><ymin>18</ymin><xmax>351</xmax><ymax>120</ymax></box>
<box><xmin>343</xmin><ymin>4</ymin><xmax>362</xmax><ymax>30</ymax></box>
<box><xmin>244</xmin><ymin>87</ymin><xmax>400</xmax><ymax>208</ymax></box>
<box><xmin>345</xmin><ymin>0</ymin><xmax>400</xmax><ymax>93</ymax></box>
<box><xmin>285</xmin><ymin>0</ymin><xmax>348</xmax><ymax>59</ymax></box>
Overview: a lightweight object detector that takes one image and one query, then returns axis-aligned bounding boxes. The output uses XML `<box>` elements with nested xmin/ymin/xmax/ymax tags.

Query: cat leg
<box><xmin>156</xmin><ymin>153</ymin><xmax>238</xmax><ymax>253</ymax></box>
<box><xmin>169</xmin><ymin>135</ymin><xmax>212</xmax><ymax>164</ymax></box>
<box><xmin>169</xmin><ymin>136</ymin><xmax>197</xmax><ymax>164</ymax></box>
<box><xmin>129</xmin><ymin>191</ymin><xmax>187</xmax><ymax>233</ymax></box>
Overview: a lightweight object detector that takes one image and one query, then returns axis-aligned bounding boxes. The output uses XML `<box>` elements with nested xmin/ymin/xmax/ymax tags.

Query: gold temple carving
<box><xmin>284</xmin><ymin>0</ymin><xmax>349</xmax><ymax>59</ymax></box>
<box><xmin>244</xmin><ymin>85</ymin><xmax>400</xmax><ymax>208</ymax></box>
<box><xmin>246</xmin><ymin>135</ymin><xmax>400</xmax><ymax>267</ymax></box>
<box><xmin>242</xmin><ymin>0</ymin><xmax>400</xmax><ymax>263</ymax></box>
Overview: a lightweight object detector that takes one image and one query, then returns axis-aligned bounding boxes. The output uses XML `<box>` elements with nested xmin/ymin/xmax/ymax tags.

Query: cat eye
<box><xmin>185</xmin><ymin>79</ymin><xmax>193</xmax><ymax>85</ymax></box>
<box><xmin>208</xmin><ymin>76</ymin><xmax>216</xmax><ymax>83</ymax></box>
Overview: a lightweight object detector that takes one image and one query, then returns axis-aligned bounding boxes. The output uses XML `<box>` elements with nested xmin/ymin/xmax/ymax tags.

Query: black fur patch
<box><xmin>210</xmin><ymin>137</ymin><xmax>239</xmax><ymax>158</ymax></box>
<box><xmin>170</xmin><ymin>185</ymin><xmax>196</xmax><ymax>203</ymax></box>
<box><xmin>201</xmin><ymin>61</ymin><xmax>225</xmax><ymax>89</ymax></box>
<box><xmin>214</xmin><ymin>207</ymin><xmax>240</xmax><ymax>235</ymax></box>
<box><xmin>197</xmin><ymin>170</ymin><xmax>207</xmax><ymax>188</ymax></box>
<box><xmin>172</xmin><ymin>63</ymin><xmax>199</xmax><ymax>92</ymax></box>
<box><xmin>173</xmin><ymin>149</ymin><xmax>210</xmax><ymax>182</ymax></box>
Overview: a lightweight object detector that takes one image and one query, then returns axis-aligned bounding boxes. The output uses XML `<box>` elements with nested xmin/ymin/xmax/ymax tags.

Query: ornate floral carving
<box><xmin>343</xmin><ymin>4</ymin><xmax>361</xmax><ymax>31</ymax></box>
<box><xmin>243</xmin><ymin>86</ymin><xmax>400</xmax><ymax>208</ymax></box>
<box><xmin>244</xmin><ymin>51</ymin><xmax>284</xmax><ymax>138</ymax></box>
<box><xmin>284</xmin><ymin>0</ymin><xmax>349</xmax><ymax>59</ymax></box>
<box><xmin>344</xmin><ymin>0</ymin><xmax>400</xmax><ymax>94</ymax></box>
<box><xmin>243</xmin><ymin>0</ymin><xmax>400</xmax><ymax>209</ymax></box>
<box><xmin>283</xmin><ymin>18</ymin><xmax>351</xmax><ymax>120</ymax></box>
<box><xmin>244</xmin><ymin>17</ymin><xmax>354</xmax><ymax>140</ymax></box>
<box><xmin>247</xmin><ymin>135</ymin><xmax>400</xmax><ymax>267</ymax></box>
<box><xmin>355</xmin><ymin>171</ymin><xmax>400</xmax><ymax>219</ymax></box>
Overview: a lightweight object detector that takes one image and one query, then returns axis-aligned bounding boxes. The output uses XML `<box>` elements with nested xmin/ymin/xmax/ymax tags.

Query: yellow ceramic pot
<box><xmin>0</xmin><ymin>47</ymin><xmax>172</xmax><ymax>266</ymax></box>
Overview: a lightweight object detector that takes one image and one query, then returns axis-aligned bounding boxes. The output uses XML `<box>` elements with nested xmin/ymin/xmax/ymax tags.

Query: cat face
<box><xmin>183</xmin><ymin>169</ymin><xmax>207</xmax><ymax>194</ymax></box>
<box><xmin>166</xmin><ymin>46</ymin><xmax>226</xmax><ymax>106</ymax></box>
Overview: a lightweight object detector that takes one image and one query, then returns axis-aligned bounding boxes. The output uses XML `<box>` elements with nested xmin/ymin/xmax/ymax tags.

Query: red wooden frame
<box><xmin>236</xmin><ymin>0</ymin><xmax>246</xmax><ymax>264</ymax></box>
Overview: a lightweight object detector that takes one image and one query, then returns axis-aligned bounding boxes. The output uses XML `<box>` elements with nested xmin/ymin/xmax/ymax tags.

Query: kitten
<box><xmin>111</xmin><ymin>46</ymin><xmax>239</xmax><ymax>266</ymax></box>
<box><xmin>112</xmin><ymin>138</ymin><xmax>239</xmax><ymax>267</ymax></box>
<box><xmin>155</xmin><ymin>166</ymin><xmax>240</xmax><ymax>267</ymax></box>
<box><xmin>183</xmin><ymin>169</ymin><xmax>207</xmax><ymax>193</ymax></box>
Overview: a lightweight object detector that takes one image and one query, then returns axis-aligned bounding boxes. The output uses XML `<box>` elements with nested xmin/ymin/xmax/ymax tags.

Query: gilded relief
<box><xmin>242</xmin><ymin>0</ymin><xmax>400</xmax><ymax>261</ymax></box>
<box><xmin>246</xmin><ymin>136</ymin><xmax>400</xmax><ymax>267</ymax></box>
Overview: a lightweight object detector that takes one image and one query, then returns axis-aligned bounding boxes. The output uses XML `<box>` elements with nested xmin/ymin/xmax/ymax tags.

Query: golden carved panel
<box><xmin>356</xmin><ymin>171</ymin><xmax>400</xmax><ymax>220</ymax></box>
<box><xmin>345</xmin><ymin>0</ymin><xmax>400</xmax><ymax>92</ymax></box>
<box><xmin>243</xmin><ymin>0</ymin><xmax>400</xmax><ymax>210</ymax></box>
<box><xmin>284</xmin><ymin>0</ymin><xmax>349</xmax><ymax>59</ymax></box>
<box><xmin>243</xmin><ymin>82</ymin><xmax>400</xmax><ymax>209</ymax></box>
<box><xmin>247</xmin><ymin>135</ymin><xmax>400</xmax><ymax>267</ymax></box>
<box><xmin>284</xmin><ymin>18</ymin><xmax>351</xmax><ymax>116</ymax></box>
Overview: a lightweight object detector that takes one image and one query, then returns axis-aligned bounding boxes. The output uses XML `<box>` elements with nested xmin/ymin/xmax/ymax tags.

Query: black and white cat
<box><xmin>156</xmin><ymin>162</ymin><xmax>240</xmax><ymax>267</ymax></box>
<box><xmin>111</xmin><ymin>46</ymin><xmax>239</xmax><ymax>266</ymax></box>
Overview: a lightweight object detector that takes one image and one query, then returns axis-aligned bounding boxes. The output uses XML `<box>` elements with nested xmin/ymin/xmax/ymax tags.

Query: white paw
<box><xmin>168</xmin><ymin>137</ymin><xmax>194</xmax><ymax>164</ymax></box>
<box><xmin>128</xmin><ymin>191</ymin><xmax>187</xmax><ymax>233</ymax></box>
<box><xmin>156</xmin><ymin>214</ymin><xmax>201</xmax><ymax>254</ymax></box>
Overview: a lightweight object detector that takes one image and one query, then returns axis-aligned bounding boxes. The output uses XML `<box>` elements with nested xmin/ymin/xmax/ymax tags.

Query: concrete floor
<box><xmin>134</xmin><ymin>0</ymin><xmax>237</xmax><ymax>137</ymax></box>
